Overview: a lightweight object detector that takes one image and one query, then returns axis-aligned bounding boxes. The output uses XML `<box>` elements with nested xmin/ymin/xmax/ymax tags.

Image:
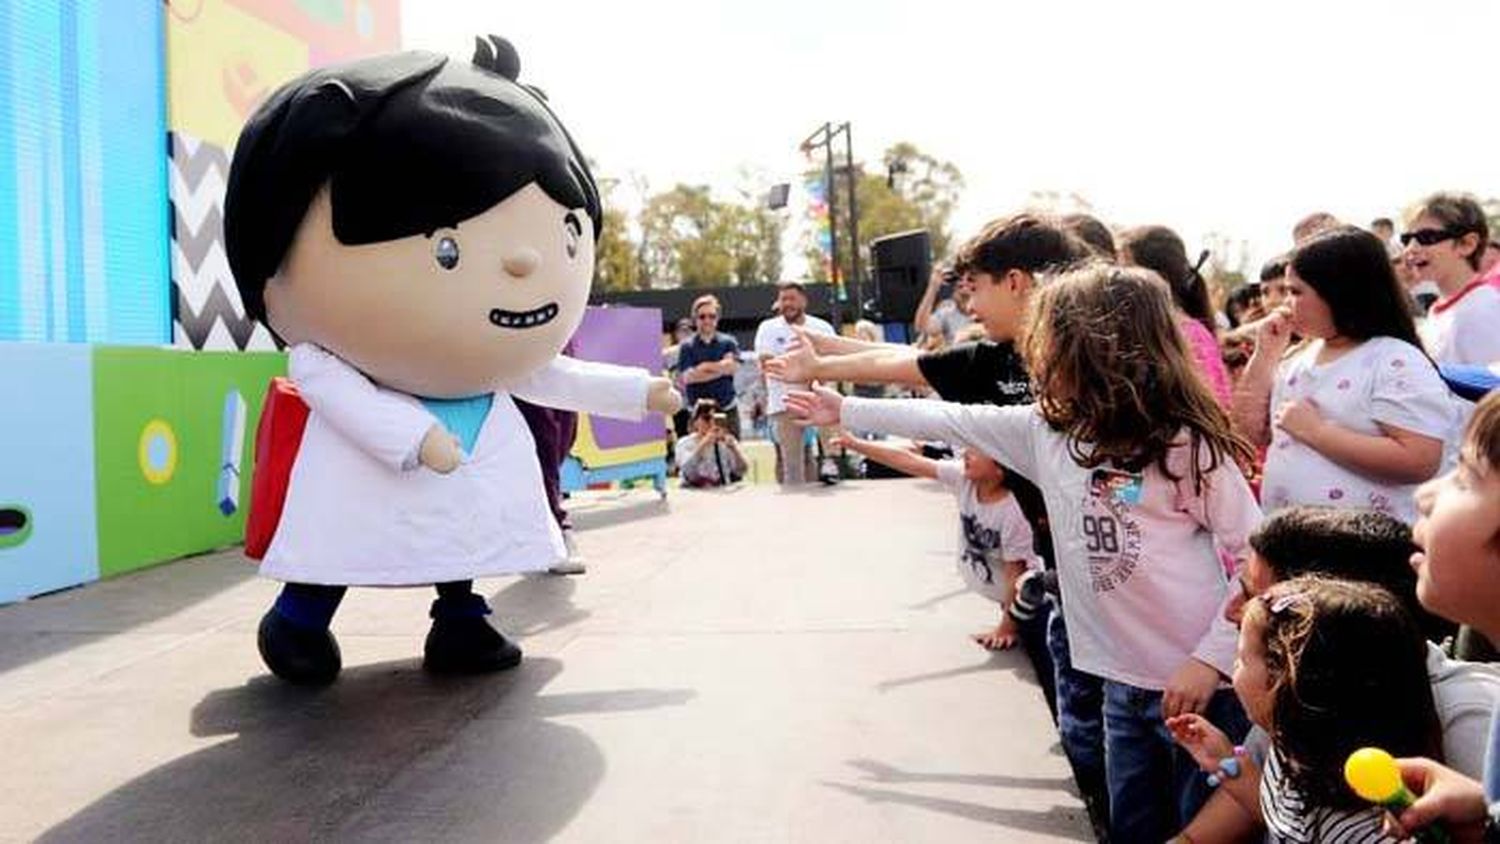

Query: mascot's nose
<box><xmin>502</xmin><ymin>248</ymin><xmax>541</xmax><ymax>279</ymax></box>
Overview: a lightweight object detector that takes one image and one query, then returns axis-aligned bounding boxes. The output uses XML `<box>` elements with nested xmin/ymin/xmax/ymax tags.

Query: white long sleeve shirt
<box><xmin>843</xmin><ymin>397</ymin><xmax>1261</xmax><ymax>689</ymax></box>
<box><xmin>261</xmin><ymin>344</ymin><xmax>650</xmax><ymax>585</ymax></box>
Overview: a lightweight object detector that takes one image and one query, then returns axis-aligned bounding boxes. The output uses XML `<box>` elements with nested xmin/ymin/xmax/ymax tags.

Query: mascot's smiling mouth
<box><xmin>489</xmin><ymin>302</ymin><xmax>559</xmax><ymax>329</ymax></box>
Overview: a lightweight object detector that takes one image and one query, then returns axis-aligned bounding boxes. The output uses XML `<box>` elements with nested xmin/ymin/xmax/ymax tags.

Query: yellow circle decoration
<box><xmin>138</xmin><ymin>419</ymin><xmax>179</xmax><ymax>485</ymax></box>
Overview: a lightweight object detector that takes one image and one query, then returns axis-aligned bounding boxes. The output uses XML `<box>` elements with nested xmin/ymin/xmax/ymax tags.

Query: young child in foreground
<box><xmin>833</xmin><ymin>434</ymin><xmax>1038</xmax><ymax>650</ymax></box>
<box><xmin>788</xmin><ymin>264</ymin><xmax>1261</xmax><ymax>842</ymax></box>
<box><xmin>1168</xmin><ymin>576</ymin><xmax>1442</xmax><ymax>843</ymax></box>
<box><xmin>1382</xmin><ymin>390</ymin><xmax>1500</xmax><ymax>841</ymax></box>
<box><xmin>1175</xmin><ymin>505</ymin><xmax>1499</xmax><ymax>843</ymax></box>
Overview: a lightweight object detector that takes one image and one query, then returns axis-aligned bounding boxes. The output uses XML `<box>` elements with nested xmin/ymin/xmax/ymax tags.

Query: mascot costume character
<box><xmin>223</xmin><ymin>36</ymin><xmax>680</xmax><ymax>684</ymax></box>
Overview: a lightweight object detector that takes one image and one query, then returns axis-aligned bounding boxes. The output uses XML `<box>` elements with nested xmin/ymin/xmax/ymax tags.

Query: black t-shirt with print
<box><xmin>917</xmin><ymin>340</ymin><xmax>1055</xmax><ymax>569</ymax></box>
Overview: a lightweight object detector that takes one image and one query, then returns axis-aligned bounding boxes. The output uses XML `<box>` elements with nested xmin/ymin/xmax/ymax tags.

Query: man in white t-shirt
<box><xmin>755</xmin><ymin>281</ymin><xmax>836</xmax><ymax>485</ymax></box>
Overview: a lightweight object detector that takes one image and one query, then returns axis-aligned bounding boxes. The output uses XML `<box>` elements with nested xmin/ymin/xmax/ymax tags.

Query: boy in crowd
<box><xmin>1388</xmin><ymin>391</ymin><xmax>1500</xmax><ymax>840</ymax></box>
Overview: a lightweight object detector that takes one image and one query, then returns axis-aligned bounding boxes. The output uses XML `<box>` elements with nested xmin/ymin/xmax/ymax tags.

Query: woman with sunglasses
<box><xmin>1402</xmin><ymin>193</ymin><xmax>1500</xmax><ymax>366</ymax></box>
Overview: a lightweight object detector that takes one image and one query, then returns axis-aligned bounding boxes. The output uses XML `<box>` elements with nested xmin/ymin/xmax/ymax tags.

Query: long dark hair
<box><xmin>225</xmin><ymin>36</ymin><xmax>601</xmax><ymax>323</ymax></box>
<box><xmin>1289</xmin><ymin>226</ymin><xmax>1423</xmax><ymax>349</ymax></box>
<box><xmin>1119</xmin><ymin>225</ymin><xmax>1215</xmax><ymax>334</ymax></box>
<box><xmin>1021</xmin><ymin>264</ymin><xmax>1253</xmax><ymax>490</ymax></box>
<box><xmin>1255</xmin><ymin>577</ymin><xmax>1443</xmax><ymax>810</ymax></box>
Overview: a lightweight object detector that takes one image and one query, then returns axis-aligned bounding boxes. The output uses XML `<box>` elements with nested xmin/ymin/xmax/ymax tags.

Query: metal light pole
<box><xmin>840</xmin><ymin>122</ymin><xmax>863</xmax><ymax>324</ymax></box>
<box><xmin>800</xmin><ymin>121</ymin><xmax>863</xmax><ymax>329</ymax></box>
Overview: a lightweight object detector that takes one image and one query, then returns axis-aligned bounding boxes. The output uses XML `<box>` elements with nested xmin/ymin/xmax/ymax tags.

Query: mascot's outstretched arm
<box><xmin>510</xmin><ymin>355</ymin><xmax>680</xmax><ymax>420</ymax></box>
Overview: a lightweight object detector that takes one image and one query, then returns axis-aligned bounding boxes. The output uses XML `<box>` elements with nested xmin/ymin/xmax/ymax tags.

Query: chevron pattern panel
<box><xmin>168</xmin><ymin>131</ymin><xmax>278</xmax><ymax>351</ymax></box>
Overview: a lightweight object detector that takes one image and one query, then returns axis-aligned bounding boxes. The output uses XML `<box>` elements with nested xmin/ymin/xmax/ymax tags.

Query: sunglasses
<box><xmin>1399</xmin><ymin>226</ymin><xmax>1468</xmax><ymax>247</ymax></box>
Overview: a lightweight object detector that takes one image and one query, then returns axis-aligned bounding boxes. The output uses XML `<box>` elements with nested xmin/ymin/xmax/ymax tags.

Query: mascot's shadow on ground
<box><xmin>36</xmin><ymin>656</ymin><xmax>696</xmax><ymax>841</ymax></box>
<box><xmin>222</xmin><ymin>34</ymin><xmax>680</xmax><ymax>686</ymax></box>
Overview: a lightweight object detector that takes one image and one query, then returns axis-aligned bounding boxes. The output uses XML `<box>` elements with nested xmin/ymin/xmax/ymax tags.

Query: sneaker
<box><xmin>547</xmin><ymin>529</ymin><xmax>587</xmax><ymax>575</ymax></box>
<box><xmin>818</xmin><ymin>457</ymin><xmax>840</xmax><ymax>485</ymax></box>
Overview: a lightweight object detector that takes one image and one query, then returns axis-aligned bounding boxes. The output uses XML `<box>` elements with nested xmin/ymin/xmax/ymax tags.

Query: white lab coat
<box><xmin>260</xmin><ymin>343</ymin><xmax>650</xmax><ymax>585</ymax></box>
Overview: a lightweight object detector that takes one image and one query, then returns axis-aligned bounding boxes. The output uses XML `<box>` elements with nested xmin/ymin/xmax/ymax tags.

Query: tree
<box><xmin>1200</xmin><ymin>230</ymin><xmax>1251</xmax><ymax>307</ymax></box>
<box><xmin>594</xmin><ymin>206</ymin><xmax>640</xmax><ymax>292</ymax></box>
<box><xmin>638</xmin><ymin>184</ymin><xmax>784</xmax><ymax>287</ymax></box>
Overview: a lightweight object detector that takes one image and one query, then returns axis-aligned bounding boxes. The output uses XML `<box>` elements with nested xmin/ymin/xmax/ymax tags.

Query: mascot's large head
<box><xmin>224</xmin><ymin>36</ymin><xmax>601</xmax><ymax>398</ymax></box>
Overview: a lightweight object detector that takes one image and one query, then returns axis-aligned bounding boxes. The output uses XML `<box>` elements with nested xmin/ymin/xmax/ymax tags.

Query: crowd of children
<box><xmin>768</xmin><ymin>196</ymin><xmax>1500</xmax><ymax>843</ymax></box>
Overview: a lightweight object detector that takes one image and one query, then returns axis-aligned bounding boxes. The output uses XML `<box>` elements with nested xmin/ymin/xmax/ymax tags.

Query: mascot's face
<box><xmin>264</xmin><ymin>182</ymin><xmax>594</xmax><ymax>398</ymax></box>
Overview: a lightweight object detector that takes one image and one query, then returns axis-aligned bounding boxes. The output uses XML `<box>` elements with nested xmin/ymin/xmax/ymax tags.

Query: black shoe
<box><xmin>423</xmin><ymin>615</ymin><xmax>523</xmax><ymax>674</ymax></box>
<box><xmin>257</xmin><ymin>608</ymin><xmax>342</xmax><ymax>685</ymax></box>
<box><xmin>818</xmin><ymin>457</ymin><xmax>841</xmax><ymax>485</ymax></box>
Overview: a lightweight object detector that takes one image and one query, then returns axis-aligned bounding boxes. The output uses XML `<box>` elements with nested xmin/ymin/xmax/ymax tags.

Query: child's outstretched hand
<box><xmin>1165</xmin><ymin>713</ymin><xmax>1233</xmax><ymax>773</ymax></box>
<box><xmin>829</xmin><ymin>431</ymin><xmax>866</xmax><ymax>452</ymax></box>
<box><xmin>784</xmin><ymin>384</ymin><xmax>843</xmax><ymax>427</ymax></box>
<box><xmin>763</xmin><ymin>327</ymin><xmax>820</xmax><ymax>384</ymax></box>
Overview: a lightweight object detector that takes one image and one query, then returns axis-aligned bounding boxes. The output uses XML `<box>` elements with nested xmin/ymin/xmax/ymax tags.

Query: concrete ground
<box><xmin>0</xmin><ymin>479</ymin><xmax>1089</xmax><ymax>843</ymax></box>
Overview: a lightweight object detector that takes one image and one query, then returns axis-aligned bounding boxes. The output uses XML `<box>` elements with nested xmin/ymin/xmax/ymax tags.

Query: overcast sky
<box><xmin>403</xmin><ymin>0</ymin><xmax>1500</xmax><ymax>276</ymax></box>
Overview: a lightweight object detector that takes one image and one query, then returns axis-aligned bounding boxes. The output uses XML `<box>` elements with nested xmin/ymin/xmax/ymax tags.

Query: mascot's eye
<box><xmin>434</xmin><ymin>236</ymin><xmax>461</xmax><ymax>270</ymax></box>
<box><xmin>564</xmin><ymin>212</ymin><xmax>582</xmax><ymax>260</ymax></box>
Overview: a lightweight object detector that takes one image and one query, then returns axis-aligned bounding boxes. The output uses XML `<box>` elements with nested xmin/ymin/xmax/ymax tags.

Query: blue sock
<box><xmin>273</xmin><ymin>582</ymin><xmax>347</xmax><ymax>630</ymax></box>
<box><xmin>431</xmin><ymin>580</ymin><xmax>490</xmax><ymax>619</ymax></box>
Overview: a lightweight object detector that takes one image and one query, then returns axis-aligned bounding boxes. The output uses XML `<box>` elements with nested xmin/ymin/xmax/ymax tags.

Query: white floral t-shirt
<box><xmin>1262</xmin><ymin>337</ymin><xmax>1458</xmax><ymax>524</ymax></box>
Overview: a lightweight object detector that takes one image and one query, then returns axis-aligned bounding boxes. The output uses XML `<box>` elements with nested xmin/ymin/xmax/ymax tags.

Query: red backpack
<box><xmin>244</xmin><ymin>377</ymin><xmax>310</xmax><ymax>560</ymax></box>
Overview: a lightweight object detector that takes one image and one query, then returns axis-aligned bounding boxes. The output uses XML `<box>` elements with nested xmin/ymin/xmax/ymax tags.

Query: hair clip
<box><xmin>1266</xmin><ymin>592</ymin><xmax>1305</xmax><ymax>615</ymax></box>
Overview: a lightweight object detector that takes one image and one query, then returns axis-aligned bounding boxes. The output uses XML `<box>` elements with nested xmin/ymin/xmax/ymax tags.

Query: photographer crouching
<box><xmin>674</xmin><ymin>399</ymin><xmax>748</xmax><ymax>488</ymax></box>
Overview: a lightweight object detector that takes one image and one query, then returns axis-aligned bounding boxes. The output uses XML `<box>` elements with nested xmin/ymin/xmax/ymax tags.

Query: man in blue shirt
<box><xmin>676</xmin><ymin>294</ymin><xmax>741</xmax><ymax>438</ymax></box>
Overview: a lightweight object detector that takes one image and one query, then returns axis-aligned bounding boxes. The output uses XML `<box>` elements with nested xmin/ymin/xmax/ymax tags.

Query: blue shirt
<box><xmin>677</xmin><ymin>332</ymin><xmax>739</xmax><ymax>409</ymax></box>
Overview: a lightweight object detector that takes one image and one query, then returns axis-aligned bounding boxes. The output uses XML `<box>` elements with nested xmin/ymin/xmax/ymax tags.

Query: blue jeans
<box><xmin>1016</xmin><ymin>599</ymin><xmax>1057</xmax><ymax>719</ymax></box>
<box><xmin>1102</xmin><ymin>680</ymin><xmax>1250</xmax><ymax>844</ymax></box>
<box><xmin>1048</xmin><ymin>606</ymin><xmax>1107</xmax><ymax>814</ymax></box>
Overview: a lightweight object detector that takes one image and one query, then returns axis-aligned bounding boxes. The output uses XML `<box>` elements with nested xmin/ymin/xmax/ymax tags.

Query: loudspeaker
<box><xmin>867</xmin><ymin>229</ymin><xmax>931</xmax><ymax>323</ymax></box>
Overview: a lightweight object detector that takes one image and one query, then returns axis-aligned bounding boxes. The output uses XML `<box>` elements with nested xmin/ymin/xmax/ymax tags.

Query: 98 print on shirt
<box><xmin>1085</xmin><ymin>468</ymin><xmax>1143</xmax><ymax>593</ymax></box>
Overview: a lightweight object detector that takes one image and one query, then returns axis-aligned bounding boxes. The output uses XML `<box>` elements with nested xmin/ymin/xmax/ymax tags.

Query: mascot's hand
<box><xmin>419</xmin><ymin>424</ymin><xmax>463</xmax><ymax>474</ymax></box>
<box><xmin>647</xmin><ymin>377</ymin><xmax>682</xmax><ymax>415</ymax></box>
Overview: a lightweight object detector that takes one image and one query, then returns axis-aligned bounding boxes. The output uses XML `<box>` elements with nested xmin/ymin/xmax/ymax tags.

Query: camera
<box><xmin>938</xmin><ymin>264</ymin><xmax>961</xmax><ymax>298</ymax></box>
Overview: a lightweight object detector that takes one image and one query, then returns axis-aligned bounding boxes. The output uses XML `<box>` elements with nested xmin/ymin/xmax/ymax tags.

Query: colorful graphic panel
<box><xmin>0</xmin><ymin>343</ymin><xmax>100</xmax><ymax>602</ymax></box>
<box><xmin>0</xmin><ymin>0</ymin><xmax>171</xmax><ymax>345</ymax></box>
<box><xmin>165</xmin><ymin>0</ymin><xmax>400</xmax><ymax>350</ymax></box>
<box><xmin>93</xmin><ymin>348</ymin><xmax>286</xmax><ymax>577</ymax></box>
<box><xmin>570</xmin><ymin>307</ymin><xmax>669</xmax><ymax>467</ymax></box>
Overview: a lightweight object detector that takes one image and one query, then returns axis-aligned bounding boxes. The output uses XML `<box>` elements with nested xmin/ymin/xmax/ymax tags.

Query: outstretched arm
<box><xmin>831</xmin><ymin>433</ymin><xmax>939</xmax><ymax>480</ymax></box>
<box><xmin>510</xmin><ymin>356</ymin><xmax>679</xmax><ymax>419</ymax></box>
<box><xmin>786</xmin><ymin>386</ymin><xmax>1038</xmax><ymax>481</ymax></box>
<box><xmin>765</xmin><ymin>326</ymin><xmax>930</xmax><ymax>388</ymax></box>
